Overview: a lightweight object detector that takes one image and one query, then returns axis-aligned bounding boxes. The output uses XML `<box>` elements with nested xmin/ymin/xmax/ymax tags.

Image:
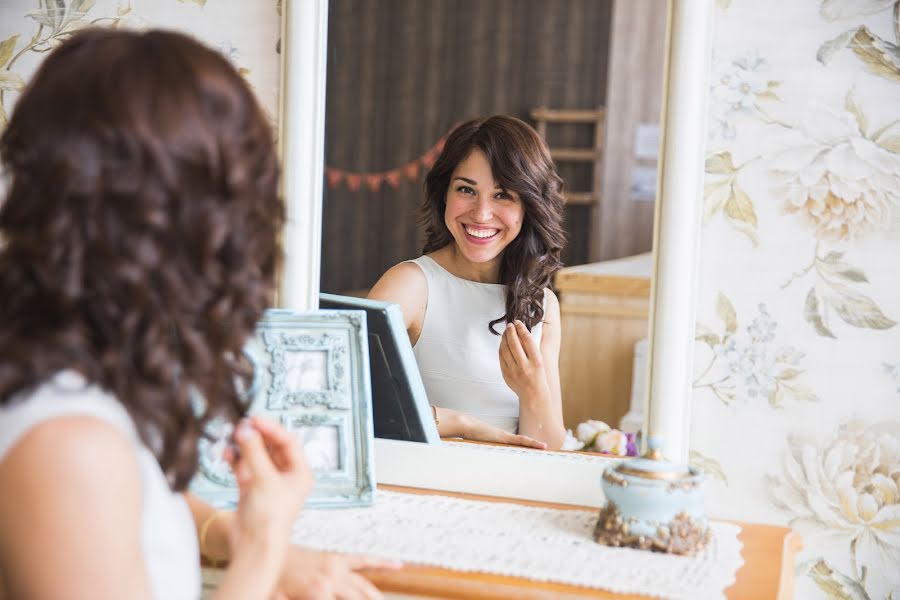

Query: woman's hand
<box><xmin>273</xmin><ymin>547</ymin><xmax>402</xmax><ymax>600</ymax></box>
<box><xmin>437</xmin><ymin>405</ymin><xmax>547</xmax><ymax>449</ymax></box>
<box><xmin>228</xmin><ymin>417</ymin><xmax>313</xmax><ymax>553</ymax></box>
<box><xmin>217</xmin><ymin>416</ymin><xmax>313</xmax><ymax>598</ymax></box>
<box><xmin>499</xmin><ymin>320</ymin><xmax>551</xmax><ymax>401</ymax></box>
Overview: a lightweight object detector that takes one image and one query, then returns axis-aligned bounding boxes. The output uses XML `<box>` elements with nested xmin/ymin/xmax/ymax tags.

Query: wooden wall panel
<box><xmin>321</xmin><ymin>0</ymin><xmax>613</xmax><ymax>294</ymax></box>
<box><xmin>592</xmin><ymin>0</ymin><xmax>668</xmax><ymax>262</ymax></box>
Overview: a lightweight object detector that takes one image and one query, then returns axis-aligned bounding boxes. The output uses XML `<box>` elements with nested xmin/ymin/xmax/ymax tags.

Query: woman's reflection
<box><xmin>368</xmin><ymin>115</ymin><xmax>567</xmax><ymax>450</ymax></box>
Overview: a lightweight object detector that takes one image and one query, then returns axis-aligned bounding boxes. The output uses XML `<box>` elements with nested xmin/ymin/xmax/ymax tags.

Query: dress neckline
<box><xmin>421</xmin><ymin>255</ymin><xmax>506</xmax><ymax>288</ymax></box>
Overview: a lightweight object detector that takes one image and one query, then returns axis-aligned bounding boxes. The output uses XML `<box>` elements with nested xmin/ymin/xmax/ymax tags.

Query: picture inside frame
<box><xmin>284</xmin><ymin>349</ymin><xmax>329</xmax><ymax>391</ymax></box>
<box><xmin>190</xmin><ymin>309</ymin><xmax>376</xmax><ymax>509</ymax></box>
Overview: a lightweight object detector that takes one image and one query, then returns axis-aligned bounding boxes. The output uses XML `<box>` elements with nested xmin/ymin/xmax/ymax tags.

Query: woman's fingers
<box><xmin>505</xmin><ymin>322</ymin><xmax>528</xmax><ymax>365</ymax></box>
<box><xmin>344</xmin><ymin>555</ymin><xmax>404</xmax><ymax>571</ymax></box>
<box><xmin>233</xmin><ymin>420</ymin><xmax>276</xmax><ymax>483</ymax></box>
<box><xmin>468</xmin><ymin>418</ymin><xmax>545</xmax><ymax>449</ymax></box>
<box><xmin>514</xmin><ymin>320</ymin><xmax>540</xmax><ymax>361</ymax></box>
<box><xmin>500</xmin><ymin>326</ymin><xmax>517</xmax><ymax>368</ymax></box>
<box><xmin>504</xmin><ymin>433</ymin><xmax>547</xmax><ymax>449</ymax></box>
<box><xmin>250</xmin><ymin>417</ymin><xmax>300</xmax><ymax>471</ymax></box>
<box><xmin>499</xmin><ymin>340</ymin><xmax>513</xmax><ymax>373</ymax></box>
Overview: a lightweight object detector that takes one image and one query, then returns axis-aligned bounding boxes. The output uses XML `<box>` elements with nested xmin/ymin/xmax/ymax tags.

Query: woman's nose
<box><xmin>471</xmin><ymin>195</ymin><xmax>493</xmax><ymax>222</ymax></box>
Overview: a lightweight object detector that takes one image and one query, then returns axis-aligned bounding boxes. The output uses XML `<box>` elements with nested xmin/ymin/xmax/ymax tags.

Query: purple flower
<box><xmin>625</xmin><ymin>432</ymin><xmax>638</xmax><ymax>457</ymax></box>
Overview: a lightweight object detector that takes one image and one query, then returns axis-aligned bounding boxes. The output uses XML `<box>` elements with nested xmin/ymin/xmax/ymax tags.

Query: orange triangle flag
<box><xmin>325</xmin><ymin>168</ymin><xmax>344</xmax><ymax>189</ymax></box>
<box><xmin>404</xmin><ymin>161</ymin><xmax>419</xmax><ymax>180</ymax></box>
<box><xmin>385</xmin><ymin>170</ymin><xmax>401</xmax><ymax>188</ymax></box>
<box><xmin>366</xmin><ymin>174</ymin><xmax>384</xmax><ymax>192</ymax></box>
<box><xmin>345</xmin><ymin>174</ymin><xmax>362</xmax><ymax>192</ymax></box>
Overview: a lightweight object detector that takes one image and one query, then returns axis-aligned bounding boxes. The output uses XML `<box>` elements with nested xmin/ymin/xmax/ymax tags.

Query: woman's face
<box><xmin>443</xmin><ymin>148</ymin><xmax>525</xmax><ymax>268</ymax></box>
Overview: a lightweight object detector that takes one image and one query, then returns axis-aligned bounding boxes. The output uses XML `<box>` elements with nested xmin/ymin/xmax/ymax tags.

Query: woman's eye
<box><xmin>495</xmin><ymin>191</ymin><xmax>514</xmax><ymax>200</ymax></box>
<box><xmin>456</xmin><ymin>185</ymin><xmax>475</xmax><ymax>195</ymax></box>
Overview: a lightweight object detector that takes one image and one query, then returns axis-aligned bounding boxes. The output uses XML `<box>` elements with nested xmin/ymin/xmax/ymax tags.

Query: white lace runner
<box><xmin>292</xmin><ymin>490</ymin><xmax>744</xmax><ymax>599</ymax></box>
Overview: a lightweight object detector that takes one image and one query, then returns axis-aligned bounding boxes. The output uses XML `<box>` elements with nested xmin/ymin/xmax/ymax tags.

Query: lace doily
<box><xmin>443</xmin><ymin>440</ymin><xmax>625</xmax><ymax>465</ymax></box>
<box><xmin>292</xmin><ymin>490</ymin><xmax>743</xmax><ymax>599</ymax></box>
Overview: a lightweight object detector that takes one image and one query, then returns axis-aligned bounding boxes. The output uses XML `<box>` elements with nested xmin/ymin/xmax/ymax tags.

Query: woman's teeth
<box><xmin>464</xmin><ymin>226</ymin><xmax>499</xmax><ymax>239</ymax></box>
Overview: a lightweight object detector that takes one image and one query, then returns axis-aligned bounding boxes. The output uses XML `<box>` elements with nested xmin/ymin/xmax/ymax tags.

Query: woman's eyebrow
<box><xmin>453</xmin><ymin>176</ymin><xmax>506</xmax><ymax>191</ymax></box>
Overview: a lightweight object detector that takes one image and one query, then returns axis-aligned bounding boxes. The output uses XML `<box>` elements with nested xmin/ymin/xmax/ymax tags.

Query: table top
<box><xmin>554</xmin><ymin>253</ymin><xmax>653</xmax><ymax>296</ymax></box>
<box><xmin>360</xmin><ymin>484</ymin><xmax>802</xmax><ymax>600</ymax></box>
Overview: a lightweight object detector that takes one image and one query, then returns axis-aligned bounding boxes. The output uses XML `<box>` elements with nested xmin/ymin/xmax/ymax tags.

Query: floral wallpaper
<box><xmin>0</xmin><ymin>0</ymin><xmax>281</xmax><ymax>129</ymax></box>
<box><xmin>692</xmin><ymin>1</ymin><xmax>900</xmax><ymax>598</ymax></box>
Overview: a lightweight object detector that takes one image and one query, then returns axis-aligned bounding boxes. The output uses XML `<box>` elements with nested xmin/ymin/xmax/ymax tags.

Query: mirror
<box><xmin>279</xmin><ymin>0</ymin><xmax>713</xmax><ymax>502</ymax></box>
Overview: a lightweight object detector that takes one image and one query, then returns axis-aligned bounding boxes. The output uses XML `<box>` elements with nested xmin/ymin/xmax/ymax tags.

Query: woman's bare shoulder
<box><xmin>0</xmin><ymin>416</ymin><xmax>145</xmax><ymax>596</ymax></box>
<box><xmin>368</xmin><ymin>261</ymin><xmax>427</xmax><ymax>302</ymax></box>
<box><xmin>368</xmin><ymin>260</ymin><xmax>428</xmax><ymax>335</ymax></box>
<box><xmin>0</xmin><ymin>415</ymin><xmax>140</xmax><ymax>497</ymax></box>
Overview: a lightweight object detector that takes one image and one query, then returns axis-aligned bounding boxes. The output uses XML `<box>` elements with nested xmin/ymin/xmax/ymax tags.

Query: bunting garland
<box><xmin>324</xmin><ymin>127</ymin><xmax>452</xmax><ymax>193</ymax></box>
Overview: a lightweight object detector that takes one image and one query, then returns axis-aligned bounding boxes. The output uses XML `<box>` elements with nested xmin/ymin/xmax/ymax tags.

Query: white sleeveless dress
<box><xmin>409</xmin><ymin>255</ymin><xmax>543</xmax><ymax>433</ymax></box>
<box><xmin>0</xmin><ymin>370</ymin><xmax>201</xmax><ymax>599</ymax></box>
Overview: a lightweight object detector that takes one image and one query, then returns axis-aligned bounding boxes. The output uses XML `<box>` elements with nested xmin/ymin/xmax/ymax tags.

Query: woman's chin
<box><xmin>456</xmin><ymin>246</ymin><xmax>504</xmax><ymax>266</ymax></box>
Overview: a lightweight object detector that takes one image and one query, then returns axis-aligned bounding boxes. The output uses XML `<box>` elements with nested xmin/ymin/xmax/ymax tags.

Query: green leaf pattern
<box><xmin>703</xmin><ymin>151</ymin><xmax>760</xmax><ymax>246</ymax></box>
<box><xmin>689</xmin><ymin>450</ymin><xmax>729</xmax><ymax>485</ymax></box>
<box><xmin>784</xmin><ymin>245</ymin><xmax>896</xmax><ymax>337</ymax></box>
<box><xmin>0</xmin><ymin>1</ymin><xmax>137</xmax><ymax>132</ymax></box>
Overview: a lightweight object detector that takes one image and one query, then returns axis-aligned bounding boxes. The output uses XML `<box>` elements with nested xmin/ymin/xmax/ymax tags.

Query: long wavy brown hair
<box><xmin>422</xmin><ymin>115</ymin><xmax>566</xmax><ymax>334</ymax></box>
<box><xmin>0</xmin><ymin>29</ymin><xmax>283</xmax><ymax>490</ymax></box>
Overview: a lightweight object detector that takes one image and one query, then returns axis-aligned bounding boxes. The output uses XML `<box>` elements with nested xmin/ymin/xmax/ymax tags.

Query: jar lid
<box><xmin>614</xmin><ymin>436</ymin><xmax>691</xmax><ymax>481</ymax></box>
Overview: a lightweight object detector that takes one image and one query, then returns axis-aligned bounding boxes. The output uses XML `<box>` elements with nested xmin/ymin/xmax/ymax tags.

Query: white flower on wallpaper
<box><xmin>707</xmin><ymin>50</ymin><xmax>781</xmax><ymax>142</ymax></box>
<box><xmin>694</xmin><ymin>293</ymin><xmax>817</xmax><ymax>407</ymax></box>
<box><xmin>773</xmin><ymin>93</ymin><xmax>900</xmax><ymax>338</ymax></box>
<box><xmin>775</xmin><ymin>98</ymin><xmax>900</xmax><ymax>242</ymax></box>
<box><xmin>768</xmin><ymin>420</ymin><xmax>900</xmax><ymax>599</ymax></box>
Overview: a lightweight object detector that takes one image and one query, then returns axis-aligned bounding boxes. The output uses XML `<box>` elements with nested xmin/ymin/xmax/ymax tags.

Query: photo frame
<box><xmin>191</xmin><ymin>309</ymin><xmax>376</xmax><ymax>509</ymax></box>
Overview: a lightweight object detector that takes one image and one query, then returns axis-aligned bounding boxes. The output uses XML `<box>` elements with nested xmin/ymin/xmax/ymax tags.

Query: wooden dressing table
<box><xmin>355</xmin><ymin>485</ymin><xmax>802</xmax><ymax>600</ymax></box>
<box><xmin>204</xmin><ymin>440</ymin><xmax>801</xmax><ymax>599</ymax></box>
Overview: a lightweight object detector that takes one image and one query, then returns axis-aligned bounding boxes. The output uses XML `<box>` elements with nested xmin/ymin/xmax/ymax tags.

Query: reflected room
<box><xmin>320</xmin><ymin>0</ymin><xmax>667</xmax><ymax>444</ymax></box>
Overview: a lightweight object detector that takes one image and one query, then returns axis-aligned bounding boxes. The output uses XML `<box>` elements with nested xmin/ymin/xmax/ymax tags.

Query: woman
<box><xmin>0</xmin><ymin>29</ymin><xmax>390</xmax><ymax>599</ymax></box>
<box><xmin>368</xmin><ymin>116</ymin><xmax>568</xmax><ymax>450</ymax></box>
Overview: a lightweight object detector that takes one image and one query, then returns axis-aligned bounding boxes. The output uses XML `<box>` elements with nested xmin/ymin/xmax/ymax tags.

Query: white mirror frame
<box><xmin>278</xmin><ymin>0</ymin><xmax>714</xmax><ymax>505</ymax></box>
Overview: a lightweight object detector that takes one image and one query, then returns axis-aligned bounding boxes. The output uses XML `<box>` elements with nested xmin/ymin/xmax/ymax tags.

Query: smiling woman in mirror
<box><xmin>368</xmin><ymin>115</ymin><xmax>567</xmax><ymax>450</ymax></box>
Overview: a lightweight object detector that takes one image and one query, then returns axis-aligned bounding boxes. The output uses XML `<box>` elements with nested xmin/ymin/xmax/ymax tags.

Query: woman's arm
<box><xmin>184</xmin><ymin>495</ymin><xmax>394</xmax><ymax>599</ymax></box>
<box><xmin>500</xmin><ymin>290</ymin><xmax>567</xmax><ymax>450</ymax></box>
<box><xmin>433</xmin><ymin>405</ymin><xmax>547</xmax><ymax>448</ymax></box>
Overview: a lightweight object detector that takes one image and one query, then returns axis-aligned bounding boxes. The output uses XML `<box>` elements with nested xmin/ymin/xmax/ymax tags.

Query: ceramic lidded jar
<box><xmin>594</xmin><ymin>437</ymin><xmax>710</xmax><ymax>555</ymax></box>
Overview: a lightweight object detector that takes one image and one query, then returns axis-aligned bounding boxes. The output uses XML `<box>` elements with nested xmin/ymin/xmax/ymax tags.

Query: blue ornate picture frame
<box><xmin>191</xmin><ymin>309</ymin><xmax>376</xmax><ymax>509</ymax></box>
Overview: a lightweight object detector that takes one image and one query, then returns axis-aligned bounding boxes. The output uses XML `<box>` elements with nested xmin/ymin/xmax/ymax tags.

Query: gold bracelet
<box><xmin>431</xmin><ymin>404</ymin><xmax>440</xmax><ymax>426</ymax></box>
<box><xmin>199</xmin><ymin>510</ymin><xmax>227</xmax><ymax>567</ymax></box>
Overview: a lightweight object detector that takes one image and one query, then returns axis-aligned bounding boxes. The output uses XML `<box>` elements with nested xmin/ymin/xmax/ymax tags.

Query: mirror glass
<box><xmin>318</xmin><ymin>0</ymin><xmax>668</xmax><ymax>449</ymax></box>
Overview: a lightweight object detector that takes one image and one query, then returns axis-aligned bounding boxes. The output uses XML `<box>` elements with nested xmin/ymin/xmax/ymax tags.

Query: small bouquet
<box><xmin>563</xmin><ymin>420</ymin><xmax>638</xmax><ymax>457</ymax></box>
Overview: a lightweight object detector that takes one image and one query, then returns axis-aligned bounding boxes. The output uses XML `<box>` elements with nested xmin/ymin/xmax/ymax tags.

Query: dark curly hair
<box><xmin>0</xmin><ymin>29</ymin><xmax>283</xmax><ymax>490</ymax></box>
<box><xmin>422</xmin><ymin>115</ymin><xmax>566</xmax><ymax>334</ymax></box>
